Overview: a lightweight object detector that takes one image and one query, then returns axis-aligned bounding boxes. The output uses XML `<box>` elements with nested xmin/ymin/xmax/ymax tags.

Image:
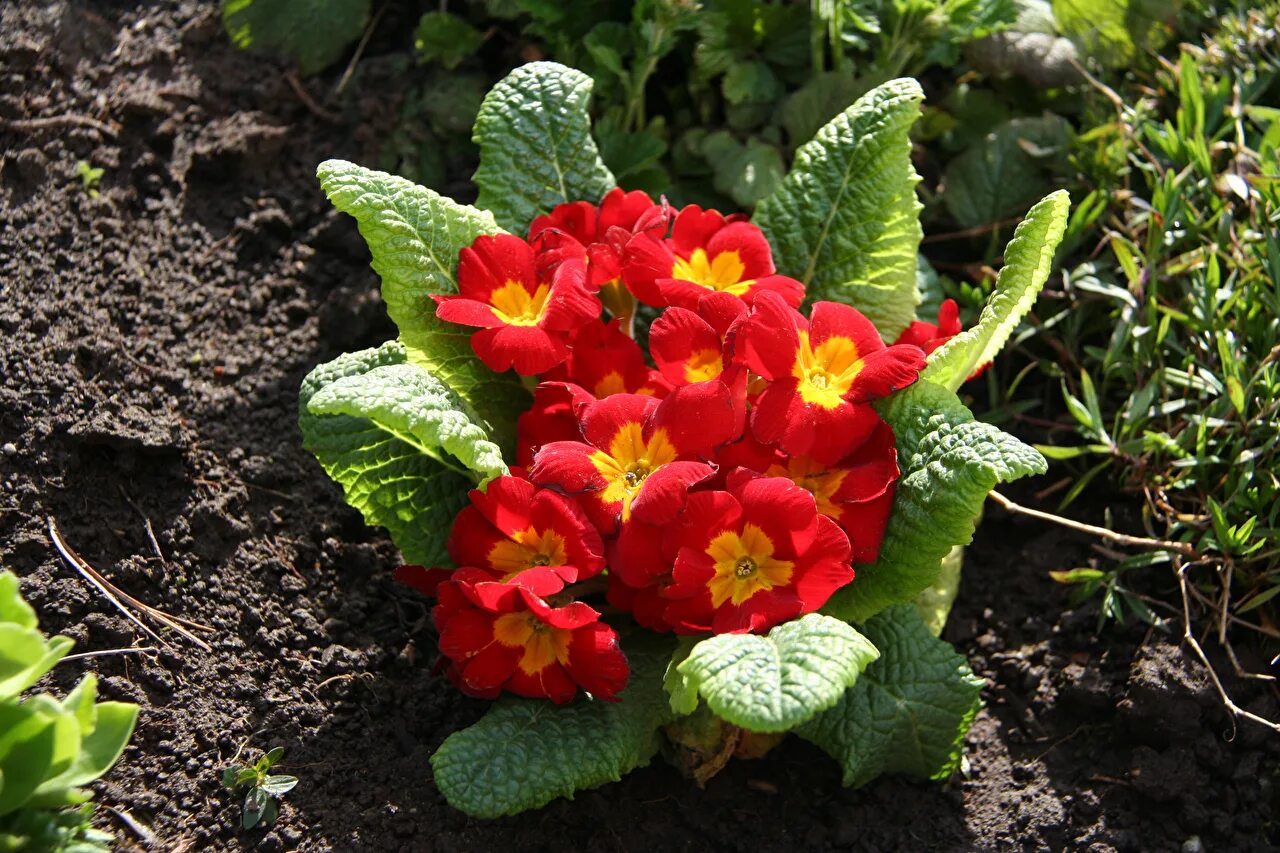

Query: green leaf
<box><xmin>299</xmin><ymin>342</ymin><xmax>488</xmax><ymax>567</ymax></box>
<box><xmin>430</xmin><ymin>635</ymin><xmax>675</xmax><ymax>818</ymax></box>
<box><xmin>260</xmin><ymin>775</ymin><xmax>298</xmax><ymax>796</ymax></box>
<box><xmin>0</xmin><ymin>697</ymin><xmax>80</xmax><ymax>816</ymax></box>
<box><xmin>925</xmin><ymin>190</ymin><xmax>1070</xmax><ymax>391</ymax></box>
<box><xmin>755</xmin><ymin>78</ymin><xmax>924</xmax><ymax>342</ymax></box>
<box><xmin>316</xmin><ymin>159</ymin><xmax>526</xmax><ymax>447</ymax></box>
<box><xmin>824</xmin><ymin>380</ymin><xmax>1047</xmax><ymax>622</ymax></box>
<box><xmin>712</xmin><ymin>139</ymin><xmax>786</xmax><ymax>209</ymax></box>
<box><xmin>914</xmin><ymin>544</ymin><xmax>964</xmax><ymax>637</ymax></box>
<box><xmin>307</xmin><ymin>362</ymin><xmax>507</xmax><ymax>484</ymax></box>
<box><xmin>1052</xmin><ymin>0</ymin><xmax>1176</xmax><ymax>68</ymax></box>
<box><xmin>472</xmin><ymin>62</ymin><xmax>616</xmax><ymax>234</ymax></box>
<box><xmin>28</xmin><ymin>702</ymin><xmax>138</xmax><ymax>807</ymax></box>
<box><xmin>414</xmin><ymin>12</ymin><xmax>485</xmax><ymax>70</ymax></box>
<box><xmin>942</xmin><ymin>116</ymin><xmax>1071</xmax><ymax>229</ymax></box>
<box><xmin>675</xmin><ymin>614</ymin><xmax>880</xmax><ymax>733</ymax></box>
<box><xmin>0</xmin><ymin>572</ymin><xmax>37</xmax><ymax>630</ymax></box>
<box><xmin>221</xmin><ymin>0</ymin><xmax>370</xmax><ymax>75</ymax></box>
<box><xmin>798</xmin><ymin>605</ymin><xmax>984</xmax><ymax>788</ymax></box>
<box><xmin>662</xmin><ymin>637</ymin><xmax>700</xmax><ymax>716</ymax></box>
<box><xmin>0</xmin><ymin>626</ymin><xmax>72</xmax><ymax>703</ymax></box>
<box><xmin>722</xmin><ymin>61</ymin><xmax>781</xmax><ymax>106</ymax></box>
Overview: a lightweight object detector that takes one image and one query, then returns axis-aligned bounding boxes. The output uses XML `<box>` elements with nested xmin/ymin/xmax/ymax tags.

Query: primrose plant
<box><xmin>300</xmin><ymin>62</ymin><xmax>1068</xmax><ymax>817</ymax></box>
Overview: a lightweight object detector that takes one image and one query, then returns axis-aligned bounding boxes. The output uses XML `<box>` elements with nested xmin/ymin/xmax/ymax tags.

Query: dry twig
<box><xmin>1</xmin><ymin>114</ymin><xmax>118</xmax><ymax>137</ymax></box>
<box><xmin>987</xmin><ymin>490</ymin><xmax>1199</xmax><ymax>557</ymax></box>
<box><xmin>48</xmin><ymin>517</ymin><xmax>214</xmax><ymax>651</ymax></box>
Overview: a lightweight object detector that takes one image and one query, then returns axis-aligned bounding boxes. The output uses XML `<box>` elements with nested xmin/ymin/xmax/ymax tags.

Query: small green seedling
<box><xmin>221</xmin><ymin>747</ymin><xmax>298</xmax><ymax>830</ymax></box>
<box><xmin>75</xmin><ymin>160</ymin><xmax>104</xmax><ymax>198</ymax></box>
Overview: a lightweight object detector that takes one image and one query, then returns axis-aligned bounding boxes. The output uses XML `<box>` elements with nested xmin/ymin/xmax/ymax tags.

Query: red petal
<box><xmin>837</xmin><ymin>483</ymin><xmax>896</xmax><ymax>564</ymax></box>
<box><xmin>469</xmin><ymin>476</ymin><xmax>536</xmax><ymax>537</ymax></box>
<box><xmin>647</xmin><ymin>379</ymin><xmax>743</xmax><ymax>456</ymax></box>
<box><xmin>740</xmin><ymin>290</ymin><xmax>804</xmax><ymax>380</ymax></box>
<box><xmin>528</xmin><ymin>200</ymin><xmax>599</xmax><ymax>245</ymax></box>
<box><xmin>580</xmin><ymin>393</ymin><xmax>660</xmax><ymax>451</ymax></box>
<box><xmin>649</xmin><ymin>308</ymin><xmax>724</xmax><ymax>386</ymax></box>
<box><xmin>791</xmin><ymin>517</ymin><xmax>856</xmax><ymax>608</ymax></box>
<box><xmin>458</xmin><ymin>234</ymin><xmax>536</xmax><ymax>300</ymax></box>
<box><xmin>516</xmin><ymin>382</ymin><xmax>589</xmax><ymax>467</ymax></box>
<box><xmin>705</xmin><ymin>221</ymin><xmax>775</xmax><ymax>278</ymax></box>
<box><xmin>438</xmin><ymin>606</ymin><xmax>496</xmax><ymax>661</ymax></box>
<box><xmin>565</xmin><ymin>319</ymin><xmax>654</xmax><ymax>397</ymax></box>
<box><xmin>832</xmin><ymin>419</ymin><xmax>899</xmax><ymax>504</ymax></box>
<box><xmin>565</xmin><ymin>622</ymin><xmax>630</xmax><ymax>701</ymax></box>
<box><xmin>530</xmin><ymin>489</ymin><xmax>606</xmax><ymax>578</ymax></box>
<box><xmin>734</xmin><ymin>475</ymin><xmax>820</xmax><ymax>558</ymax></box>
<box><xmin>609</xmin><ymin>520</ymin><xmax>672</xmax><ymax>588</ymax></box>
<box><xmin>523</xmin><ymin>594</ymin><xmax>601</xmax><ymax>630</ymax></box>
<box><xmin>669</xmin><ymin>489</ymin><xmax>743</xmax><ymax>555</ymax></box>
<box><xmin>446</xmin><ymin>506</ymin><xmax>507</xmax><ymax>570</ymax></box>
<box><xmin>742</xmin><ymin>274</ymin><xmax>805</xmax><ymax>309</ymax></box>
<box><xmin>507</xmin><ymin>662</ymin><xmax>578</xmax><ymax>704</ymax></box>
<box><xmin>459</xmin><ymin>642</ymin><xmax>521</xmax><ymax>695</ymax></box>
<box><xmin>712</xmin><ymin>588</ymin><xmax>803</xmax><ymax>634</ymax></box>
<box><xmin>630</xmin><ymin>461</ymin><xmax>715</xmax><ymax>525</ymax></box>
<box><xmin>471</xmin><ymin>325</ymin><xmax>569</xmax><ymax>375</ymax></box>
<box><xmin>530</xmin><ymin>440</ymin><xmax>608</xmax><ymax>494</ymax></box>
<box><xmin>696</xmin><ymin>290</ymin><xmax>749</xmax><ymax>338</ymax></box>
<box><xmin>937</xmin><ymin>298</ymin><xmax>963</xmax><ymax>337</ymax></box>
<box><xmin>432</xmin><ymin>295</ymin><xmax>504</xmax><ymax>329</ymax></box>
<box><xmin>620</xmin><ymin>232</ymin><xmax>675</xmax><ymax>307</ymax></box>
<box><xmin>598</xmin><ymin>188</ymin><xmax>659</xmax><ymax>233</ymax></box>
<box><xmin>393</xmin><ymin>565</ymin><xmax>452</xmax><ymax>597</ymax></box>
<box><xmin>845</xmin><ymin>344</ymin><xmax>927</xmax><ymax>403</ymax></box>
<box><xmin>541</xmin><ymin>259</ymin><xmax>601</xmax><ymax>331</ymax></box>
<box><xmin>670</xmin><ymin>205</ymin><xmax>726</xmax><ymax>256</ymax></box>
<box><xmin>808</xmin><ymin>301</ymin><xmax>885</xmax><ymax>358</ymax></box>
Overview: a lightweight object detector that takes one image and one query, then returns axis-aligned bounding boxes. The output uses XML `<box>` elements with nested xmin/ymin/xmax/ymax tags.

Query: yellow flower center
<box><xmin>594</xmin><ymin>371</ymin><xmax>628</xmax><ymax>398</ymax></box>
<box><xmin>671</xmin><ymin>249</ymin><xmax>754</xmax><ymax>294</ymax></box>
<box><xmin>766</xmin><ymin>457</ymin><xmax>848</xmax><ymax>520</ymax></box>
<box><xmin>792</xmin><ymin>331</ymin><xmax>864</xmax><ymax>409</ymax></box>
<box><xmin>492</xmin><ymin>612</ymin><xmax>572</xmax><ymax>674</ymax></box>
<box><xmin>683</xmin><ymin>348</ymin><xmax>724</xmax><ymax>383</ymax></box>
<box><xmin>490</xmin><ymin>280</ymin><xmax>551</xmax><ymax>326</ymax></box>
<box><xmin>706</xmin><ymin>523</ymin><xmax>794</xmax><ymax>607</ymax></box>
<box><xmin>589</xmin><ymin>424</ymin><xmax>679</xmax><ymax>521</ymax></box>
<box><xmin>487</xmin><ymin>526</ymin><xmax>569</xmax><ymax>578</ymax></box>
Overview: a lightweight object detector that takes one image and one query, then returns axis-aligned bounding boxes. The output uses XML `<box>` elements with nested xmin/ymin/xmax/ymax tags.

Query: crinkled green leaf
<box><xmin>675</xmin><ymin>614</ymin><xmax>879</xmax><ymax>733</ymax></box>
<box><xmin>926</xmin><ymin>190</ymin><xmax>1070</xmax><ymax>391</ymax></box>
<box><xmin>942</xmin><ymin>116</ymin><xmax>1071</xmax><ymax>229</ymax></box>
<box><xmin>755</xmin><ymin>78</ymin><xmax>924</xmax><ymax>341</ymax></box>
<box><xmin>472</xmin><ymin>62</ymin><xmax>616</xmax><ymax>234</ymax></box>
<box><xmin>824</xmin><ymin>380</ymin><xmax>1047</xmax><ymax>622</ymax></box>
<box><xmin>221</xmin><ymin>0</ymin><xmax>370</xmax><ymax>75</ymax></box>
<box><xmin>307</xmin><ymin>362</ymin><xmax>507</xmax><ymax>484</ymax></box>
<box><xmin>431</xmin><ymin>635</ymin><xmax>674</xmax><ymax>818</ymax></box>
<box><xmin>299</xmin><ymin>342</ymin><xmax>496</xmax><ymax>567</ymax></box>
<box><xmin>798</xmin><ymin>605</ymin><xmax>984</xmax><ymax>788</ymax></box>
<box><xmin>317</xmin><ymin>159</ymin><xmax>526</xmax><ymax>449</ymax></box>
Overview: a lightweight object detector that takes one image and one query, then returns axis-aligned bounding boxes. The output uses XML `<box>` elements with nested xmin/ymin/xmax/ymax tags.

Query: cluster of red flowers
<box><xmin>398</xmin><ymin>189</ymin><xmax>968</xmax><ymax>703</ymax></box>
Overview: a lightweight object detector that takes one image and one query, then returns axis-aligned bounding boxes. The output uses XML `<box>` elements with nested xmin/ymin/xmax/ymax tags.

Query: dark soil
<box><xmin>2</xmin><ymin>3</ymin><xmax>1277</xmax><ymax>851</ymax></box>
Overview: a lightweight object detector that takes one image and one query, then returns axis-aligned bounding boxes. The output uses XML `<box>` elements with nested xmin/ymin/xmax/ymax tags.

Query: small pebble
<box><xmin>1</xmin><ymin>443</ymin><xmax>16</xmax><ymax>455</ymax></box>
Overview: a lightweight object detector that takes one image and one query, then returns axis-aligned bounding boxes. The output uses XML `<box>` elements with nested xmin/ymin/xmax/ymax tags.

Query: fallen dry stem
<box><xmin>986</xmin><ymin>491</ymin><xmax>1199</xmax><ymax>557</ymax></box>
<box><xmin>48</xmin><ymin>517</ymin><xmax>214</xmax><ymax>651</ymax></box>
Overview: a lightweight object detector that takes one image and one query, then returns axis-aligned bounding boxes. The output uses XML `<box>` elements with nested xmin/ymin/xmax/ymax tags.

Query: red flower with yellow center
<box><xmin>542</xmin><ymin>319</ymin><xmax>669</xmax><ymax>399</ymax></box>
<box><xmin>432</xmin><ymin>567</ymin><xmax>629</xmax><ymax>703</ymax></box>
<box><xmin>621</xmin><ymin>205</ymin><xmax>804</xmax><ymax>310</ymax></box>
<box><xmin>446</xmin><ymin>475</ymin><xmax>605</xmax><ymax>583</ymax></box>
<box><xmin>530</xmin><ymin>382</ymin><xmax>742</xmax><ymax>533</ymax></box>
<box><xmin>433</xmin><ymin>233</ymin><xmax>599</xmax><ymax>375</ymax></box>
<box><xmin>739</xmin><ymin>291</ymin><xmax>926</xmax><ymax>463</ymax></box>
<box><xmin>662</xmin><ymin>476</ymin><xmax>855</xmax><ymax>634</ymax></box>
<box><xmin>649</xmin><ymin>291</ymin><xmax>747</xmax><ymax>386</ymax></box>
<box><xmin>895</xmin><ymin>299</ymin><xmax>989</xmax><ymax>381</ymax></box>
<box><xmin>515</xmin><ymin>382</ymin><xmax>591</xmax><ymax>468</ymax></box>
<box><xmin>530</xmin><ymin>190</ymin><xmax>670</xmax><ymax>330</ymax></box>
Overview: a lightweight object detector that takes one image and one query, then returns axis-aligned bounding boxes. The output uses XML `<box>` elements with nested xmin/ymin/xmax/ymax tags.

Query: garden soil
<box><xmin>1</xmin><ymin>3</ymin><xmax>1276</xmax><ymax>851</ymax></box>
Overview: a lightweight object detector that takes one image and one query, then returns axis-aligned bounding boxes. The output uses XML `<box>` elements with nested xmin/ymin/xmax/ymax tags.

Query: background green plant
<box><xmin>0</xmin><ymin>572</ymin><xmax>139</xmax><ymax>853</ymax></box>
